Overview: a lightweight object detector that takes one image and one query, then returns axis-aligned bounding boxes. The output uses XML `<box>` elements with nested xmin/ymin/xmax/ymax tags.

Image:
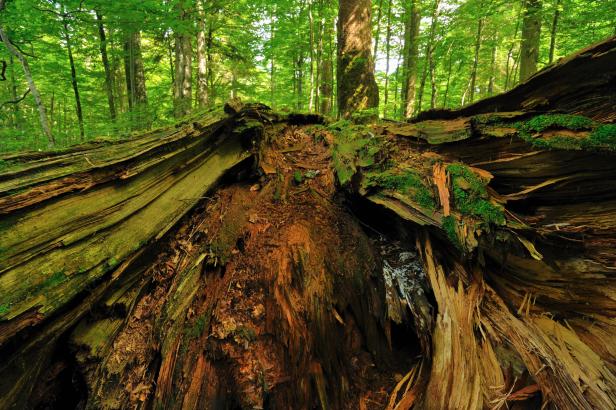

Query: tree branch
<box><xmin>1</xmin><ymin>88</ymin><xmax>30</xmax><ymax>107</ymax></box>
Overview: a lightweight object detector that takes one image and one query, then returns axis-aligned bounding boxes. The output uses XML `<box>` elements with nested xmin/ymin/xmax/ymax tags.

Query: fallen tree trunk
<box><xmin>0</xmin><ymin>37</ymin><xmax>615</xmax><ymax>409</ymax></box>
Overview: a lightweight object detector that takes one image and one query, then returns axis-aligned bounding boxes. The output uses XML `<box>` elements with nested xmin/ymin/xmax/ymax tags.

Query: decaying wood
<box><xmin>1</xmin><ymin>37</ymin><xmax>615</xmax><ymax>409</ymax></box>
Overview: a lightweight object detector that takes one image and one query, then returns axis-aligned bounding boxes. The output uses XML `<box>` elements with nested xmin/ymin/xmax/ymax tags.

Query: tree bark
<box><xmin>196</xmin><ymin>0</ymin><xmax>209</xmax><ymax>108</ymax></box>
<box><xmin>173</xmin><ymin>0</ymin><xmax>193</xmax><ymax>118</ymax></box>
<box><xmin>402</xmin><ymin>0</ymin><xmax>420</xmax><ymax>118</ymax></box>
<box><xmin>124</xmin><ymin>31</ymin><xmax>147</xmax><ymax>109</ymax></box>
<box><xmin>337</xmin><ymin>0</ymin><xmax>379</xmax><ymax>119</ymax></box>
<box><xmin>383</xmin><ymin>0</ymin><xmax>393</xmax><ymax>117</ymax></box>
<box><xmin>469</xmin><ymin>16</ymin><xmax>483</xmax><ymax>103</ymax></box>
<box><xmin>0</xmin><ymin>26</ymin><xmax>54</xmax><ymax>144</ymax></box>
<box><xmin>96</xmin><ymin>11</ymin><xmax>116</xmax><ymax>121</ymax></box>
<box><xmin>548</xmin><ymin>0</ymin><xmax>561</xmax><ymax>64</ymax></box>
<box><xmin>520</xmin><ymin>0</ymin><xmax>542</xmax><ymax>81</ymax></box>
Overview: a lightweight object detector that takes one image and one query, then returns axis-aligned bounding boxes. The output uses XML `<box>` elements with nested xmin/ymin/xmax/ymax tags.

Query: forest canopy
<box><xmin>0</xmin><ymin>0</ymin><xmax>614</xmax><ymax>151</ymax></box>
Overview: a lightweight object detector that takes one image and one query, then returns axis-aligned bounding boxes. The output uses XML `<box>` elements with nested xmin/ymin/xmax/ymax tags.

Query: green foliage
<box><xmin>447</xmin><ymin>164</ymin><xmax>505</xmax><ymax>225</ymax></box>
<box><xmin>0</xmin><ymin>0</ymin><xmax>612</xmax><ymax>151</ymax></box>
<box><xmin>330</xmin><ymin>123</ymin><xmax>382</xmax><ymax>186</ymax></box>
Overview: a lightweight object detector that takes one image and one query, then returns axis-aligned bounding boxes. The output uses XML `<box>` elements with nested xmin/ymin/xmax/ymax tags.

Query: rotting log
<box><xmin>0</xmin><ymin>37</ymin><xmax>615</xmax><ymax>409</ymax></box>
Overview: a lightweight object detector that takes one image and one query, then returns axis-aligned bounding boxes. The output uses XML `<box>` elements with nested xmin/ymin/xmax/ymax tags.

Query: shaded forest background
<box><xmin>0</xmin><ymin>0</ymin><xmax>614</xmax><ymax>151</ymax></box>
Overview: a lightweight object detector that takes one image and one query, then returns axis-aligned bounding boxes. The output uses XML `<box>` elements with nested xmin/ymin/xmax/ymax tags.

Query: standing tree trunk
<box><xmin>337</xmin><ymin>0</ymin><xmax>379</xmax><ymax>119</ymax></box>
<box><xmin>416</xmin><ymin>0</ymin><xmax>439</xmax><ymax>115</ymax></box>
<box><xmin>519</xmin><ymin>0</ymin><xmax>542</xmax><ymax>81</ymax></box>
<box><xmin>196</xmin><ymin>0</ymin><xmax>208</xmax><ymax>108</ymax></box>
<box><xmin>0</xmin><ymin>27</ymin><xmax>54</xmax><ymax>144</ymax></box>
<box><xmin>548</xmin><ymin>0</ymin><xmax>561</xmax><ymax>63</ymax></box>
<box><xmin>96</xmin><ymin>11</ymin><xmax>116</xmax><ymax>121</ymax></box>
<box><xmin>269</xmin><ymin>7</ymin><xmax>276</xmax><ymax>110</ymax></box>
<box><xmin>124</xmin><ymin>31</ymin><xmax>147</xmax><ymax>109</ymax></box>
<box><xmin>383</xmin><ymin>0</ymin><xmax>393</xmax><ymax>117</ymax></box>
<box><xmin>487</xmin><ymin>34</ymin><xmax>497</xmax><ymax>95</ymax></box>
<box><xmin>469</xmin><ymin>16</ymin><xmax>484</xmax><ymax>103</ymax></box>
<box><xmin>373</xmin><ymin>0</ymin><xmax>384</xmax><ymax>61</ymax></box>
<box><xmin>402</xmin><ymin>0</ymin><xmax>420</xmax><ymax>118</ymax></box>
<box><xmin>8</xmin><ymin>55</ymin><xmax>19</xmax><ymax>126</ymax></box>
<box><xmin>504</xmin><ymin>11</ymin><xmax>522</xmax><ymax>90</ymax></box>
<box><xmin>62</xmin><ymin>15</ymin><xmax>84</xmax><ymax>140</ymax></box>
<box><xmin>173</xmin><ymin>0</ymin><xmax>193</xmax><ymax>118</ymax></box>
<box><xmin>320</xmin><ymin>15</ymin><xmax>334</xmax><ymax>116</ymax></box>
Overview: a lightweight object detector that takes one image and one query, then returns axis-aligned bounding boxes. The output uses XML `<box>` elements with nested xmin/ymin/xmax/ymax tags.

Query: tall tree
<box><xmin>519</xmin><ymin>0</ymin><xmax>542</xmax><ymax>81</ymax></box>
<box><xmin>61</xmin><ymin>13</ymin><xmax>84</xmax><ymax>140</ymax></box>
<box><xmin>196</xmin><ymin>0</ymin><xmax>209</xmax><ymax>108</ymax></box>
<box><xmin>124</xmin><ymin>31</ymin><xmax>147</xmax><ymax>109</ymax></box>
<box><xmin>416</xmin><ymin>0</ymin><xmax>440</xmax><ymax>114</ymax></box>
<box><xmin>0</xmin><ymin>6</ymin><xmax>53</xmax><ymax>144</ymax></box>
<box><xmin>548</xmin><ymin>0</ymin><xmax>561</xmax><ymax>64</ymax></box>
<box><xmin>95</xmin><ymin>11</ymin><xmax>116</xmax><ymax>121</ymax></box>
<box><xmin>402</xmin><ymin>0</ymin><xmax>420</xmax><ymax>118</ymax></box>
<box><xmin>173</xmin><ymin>0</ymin><xmax>193</xmax><ymax>118</ymax></box>
<box><xmin>337</xmin><ymin>0</ymin><xmax>379</xmax><ymax>118</ymax></box>
<box><xmin>383</xmin><ymin>0</ymin><xmax>393</xmax><ymax>116</ymax></box>
<box><xmin>469</xmin><ymin>14</ymin><xmax>484</xmax><ymax>103</ymax></box>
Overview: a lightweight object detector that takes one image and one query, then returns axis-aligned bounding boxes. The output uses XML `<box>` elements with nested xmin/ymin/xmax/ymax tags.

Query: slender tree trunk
<box><xmin>96</xmin><ymin>12</ymin><xmax>116</xmax><ymax>121</ymax></box>
<box><xmin>320</xmin><ymin>16</ymin><xmax>334</xmax><ymax>116</ymax></box>
<box><xmin>442</xmin><ymin>42</ymin><xmax>454</xmax><ymax>107</ymax></box>
<box><xmin>416</xmin><ymin>0</ymin><xmax>439</xmax><ymax>115</ymax></box>
<box><xmin>383</xmin><ymin>0</ymin><xmax>393</xmax><ymax>116</ymax></box>
<box><xmin>124</xmin><ymin>32</ymin><xmax>147</xmax><ymax>109</ymax></box>
<box><xmin>206</xmin><ymin>21</ymin><xmax>215</xmax><ymax>103</ymax></box>
<box><xmin>308</xmin><ymin>2</ymin><xmax>315</xmax><ymax>111</ymax></box>
<box><xmin>173</xmin><ymin>0</ymin><xmax>193</xmax><ymax>118</ymax></box>
<box><xmin>49</xmin><ymin>91</ymin><xmax>55</xmax><ymax>132</ymax></box>
<box><xmin>504</xmin><ymin>11</ymin><xmax>522</xmax><ymax>90</ymax></box>
<box><xmin>0</xmin><ymin>26</ymin><xmax>54</xmax><ymax>144</ymax></box>
<box><xmin>488</xmin><ymin>35</ymin><xmax>497</xmax><ymax>95</ymax></box>
<box><xmin>270</xmin><ymin>7</ymin><xmax>276</xmax><ymax>110</ymax></box>
<box><xmin>337</xmin><ymin>0</ymin><xmax>379</xmax><ymax>119</ymax></box>
<box><xmin>62</xmin><ymin>17</ymin><xmax>84</xmax><ymax>140</ymax></box>
<box><xmin>402</xmin><ymin>0</ymin><xmax>420</xmax><ymax>118</ymax></box>
<box><xmin>520</xmin><ymin>0</ymin><xmax>542</xmax><ymax>81</ymax></box>
<box><xmin>469</xmin><ymin>16</ymin><xmax>484</xmax><ymax>103</ymax></box>
<box><xmin>548</xmin><ymin>0</ymin><xmax>561</xmax><ymax>64</ymax></box>
<box><xmin>196</xmin><ymin>0</ymin><xmax>208</xmax><ymax>108</ymax></box>
<box><xmin>373</xmin><ymin>0</ymin><xmax>384</xmax><ymax>61</ymax></box>
<box><xmin>8</xmin><ymin>55</ymin><xmax>18</xmax><ymax>126</ymax></box>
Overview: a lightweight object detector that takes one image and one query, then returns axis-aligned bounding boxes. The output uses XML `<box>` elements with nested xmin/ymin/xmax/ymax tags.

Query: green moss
<box><xmin>587</xmin><ymin>124</ymin><xmax>616</xmax><ymax>149</ymax></box>
<box><xmin>186</xmin><ymin>313</ymin><xmax>209</xmax><ymax>339</ymax></box>
<box><xmin>516</xmin><ymin>115</ymin><xmax>616</xmax><ymax>152</ymax></box>
<box><xmin>366</xmin><ymin>170</ymin><xmax>435</xmax><ymax>210</ymax></box>
<box><xmin>442</xmin><ymin>216</ymin><xmax>462</xmax><ymax>250</ymax></box>
<box><xmin>293</xmin><ymin>170</ymin><xmax>303</xmax><ymax>184</ymax></box>
<box><xmin>43</xmin><ymin>269</ymin><xmax>68</xmax><ymax>288</ymax></box>
<box><xmin>520</xmin><ymin>114</ymin><xmax>594</xmax><ymax>133</ymax></box>
<box><xmin>330</xmin><ymin>123</ymin><xmax>382</xmax><ymax>186</ymax></box>
<box><xmin>107</xmin><ymin>257</ymin><xmax>120</xmax><ymax>269</ymax></box>
<box><xmin>447</xmin><ymin>164</ymin><xmax>505</xmax><ymax>225</ymax></box>
<box><xmin>0</xmin><ymin>304</ymin><xmax>10</xmax><ymax>316</ymax></box>
<box><xmin>234</xmin><ymin>325</ymin><xmax>257</xmax><ymax>342</ymax></box>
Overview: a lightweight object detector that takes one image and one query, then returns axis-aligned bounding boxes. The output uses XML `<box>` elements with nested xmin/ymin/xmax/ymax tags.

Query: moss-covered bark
<box><xmin>336</xmin><ymin>0</ymin><xmax>379</xmax><ymax>119</ymax></box>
